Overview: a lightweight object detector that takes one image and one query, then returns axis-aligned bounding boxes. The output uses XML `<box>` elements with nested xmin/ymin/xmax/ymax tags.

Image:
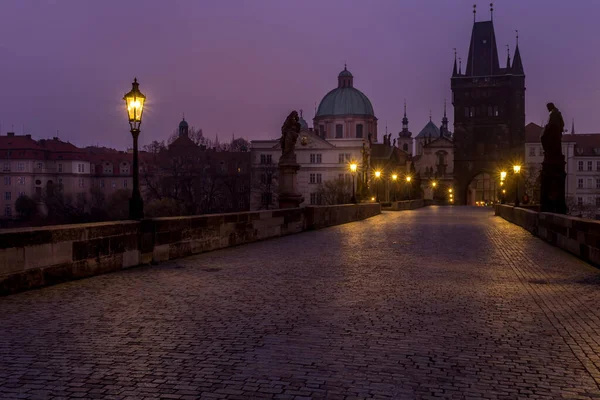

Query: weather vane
<box><xmin>473</xmin><ymin>4</ymin><xmax>476</xmax><ymax>22</ymax></box>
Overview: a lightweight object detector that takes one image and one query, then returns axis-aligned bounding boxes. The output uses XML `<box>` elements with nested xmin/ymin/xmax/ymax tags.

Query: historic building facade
<box><xmin>451</xmin><ymin>16</ymin><xmax>525</xmax><ymax>205</ymax></box>
<box><xmin>251</xmin><ymin>66</ymin><xmax>410</xmax><ymax>209</ymax></box>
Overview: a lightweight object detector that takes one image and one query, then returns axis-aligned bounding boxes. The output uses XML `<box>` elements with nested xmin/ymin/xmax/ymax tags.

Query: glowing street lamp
<box><xmin>500</xmin><ymin>171</ymin><xmax>507</xmax><ymax>181</ymax></box>
<box><xmin>123</xmin><ymin>78</ymin><xmax>146</xmax><ymax>220</ymax></box>
<box><xmin>391</xmin><ymin>174</ymin><xmax>398</xmax><ymax>201</ymax></box>
<box><xmin>405</xmin><ymin>176</ymin><xmax>412</xmax><ymax>200</ymax></box>
<box><xmin>513</xmin><ymin>165</ymin><xmax>521</xmax><ymax>207</ymax></box>
<box><xmin>349</xmin><ymin>163</ymin><xmax>358</xmax><ymax>203</ymax></box>
<box><xmin>374</xmin><ymin>170</ymin><xmax>382</xmax><ymax>202</ymax></box>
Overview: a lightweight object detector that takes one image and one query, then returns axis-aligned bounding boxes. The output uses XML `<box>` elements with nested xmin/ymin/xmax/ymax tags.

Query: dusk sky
<box><xmin>0</xmin><ymin>0</ymin><xmax>598</xmax><ymax>150</ymax></box>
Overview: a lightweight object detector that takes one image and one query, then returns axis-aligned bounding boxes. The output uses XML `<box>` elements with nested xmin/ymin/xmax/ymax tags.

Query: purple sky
<box><xmin>0</xmin><ymin>0</ymin><xmax>599</xmax><ymax>149</ymax></box>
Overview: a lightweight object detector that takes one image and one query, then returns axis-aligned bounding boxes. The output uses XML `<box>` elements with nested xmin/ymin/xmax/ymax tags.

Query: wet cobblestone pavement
<box><xmin>1</xmin><ymin>206</ymin><xmax>600</xmax><ymax>399</ymax></box>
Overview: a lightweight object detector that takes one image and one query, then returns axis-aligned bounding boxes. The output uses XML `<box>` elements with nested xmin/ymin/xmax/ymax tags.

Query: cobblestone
<box><xmin>1</xmin><ymin>207</ymin><xmax>600</xmax><ymax>399</ymax></box>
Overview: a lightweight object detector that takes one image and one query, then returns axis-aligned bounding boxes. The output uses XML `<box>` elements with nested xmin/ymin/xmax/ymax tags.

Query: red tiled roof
<box><xmin>526</xmin><ymin>122</ymin><xmax>600</xmax><ymax>156</ymax></box>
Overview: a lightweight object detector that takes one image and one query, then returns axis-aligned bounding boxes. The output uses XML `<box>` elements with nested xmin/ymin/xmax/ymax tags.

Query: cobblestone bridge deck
<box><xmin>1</xmin><ymin>207</ymin><xmax>600</xmax><ymax>399</ymax></box>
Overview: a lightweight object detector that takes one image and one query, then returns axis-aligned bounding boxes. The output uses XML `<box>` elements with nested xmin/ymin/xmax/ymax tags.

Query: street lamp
<box><xmin>406</xmin><ymin>176</ymin><xmax>412</xmax><ymax>200</ymax></box>
<box><xmin>392</xmin><ymin>174</ymin><xmax>398</xmax><ymax>202</ymax></box>
<box><xmin>374</xmin><ymin>170</ymin><xmax>381</xmax><ymax>202</ymax></box>
<box><xmin>349</xmin><ymin>163</ymin><xmax>358</xmax><ymax>203</ymax></box>
<box><xmin>432</xmin><ymin>181</ymin><xmax>437</xmax><ymax>201</ymax></box>
<box><xmin>123</xmin><ymin>78</ymin><xmax>146</xmax><ymax>220</ymax></box>
<box><xmin>513</xmin><ymin>165</ymin><xmax>521</xmax><ymax>207</ymax></box>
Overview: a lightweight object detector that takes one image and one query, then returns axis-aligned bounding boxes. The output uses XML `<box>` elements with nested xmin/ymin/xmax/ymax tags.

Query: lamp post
<box><xmin>350</xmin><ymin>163</ymin><xmax>358</xmax><ymax>203</ymax></box>
<box><xmin>500</xmin><ymin>171</ymin><xmax>507</xmax><ymax>204</ymax></box>
<box><xmin>123</xmin><ymin>78</ymin><xmax>146</xmax><ymax>220</ymax></box>
<box><xmin>432</xmin><ymin>181</ymin><xmax>437</xmax><ymax>201</ymax></box>
<box><xmin>374</xmin><ymin>170</ymin><xmax>381</xmax><ymax>202</ymax></box>
<box><xmin>392</xmin><ymin>174</ymin><xmax>398</xmax><ymax>201</ymax></box>
<box><xmin>513</xmin><ymin>165</ymin><xmax>521</xmax><ymax>207</ymax></box>
<box><xmin>406</xmin><ymin>176</ymin><xmax>412</xmax><ymax>200</ymax></box>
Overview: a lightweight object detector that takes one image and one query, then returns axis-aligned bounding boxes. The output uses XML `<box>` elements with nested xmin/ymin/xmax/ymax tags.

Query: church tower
<box><xmin>397</xmin><ymin>101</ymin><xmax>413</xmax><ymax>155</ymax></box>
<box><xmin>451</xmin><ymin>5</ymin><xmax>525</xmax><ymax>205</ymax></box>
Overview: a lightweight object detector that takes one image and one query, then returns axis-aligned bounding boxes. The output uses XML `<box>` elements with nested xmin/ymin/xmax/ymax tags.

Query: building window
<box><xmin>260</xmin><ymin>154</ymin><xmax>272</xmax><ymax>165</ymax></box>
<box><xmin>403</xmin><ymin>143</ymin><xmax>408</xmax><ymax>152</ymax></box>
<box><xmin>58</xmin><ymin>178</ymin><xmax>63</xmax><ymax>185</ymax></box>
<box><xmin>587</xmin><ymin>161</ymin><xmax>593</xmax><ymax>171</ymax></box>
<box><xmin>17</xmin><ymin>162</ymin><xmax>25</xmax><ymax>172</ymax></box>
<box><xmin>4</xmin><ymin>192</ymin><xmax>11</xmax><ymax>201</ymax></box>
<box><xmin>596</xmin><ymin>179</ymin><xmax>600</xmax><ymax>189</ymax></box>
<box><xmin>37</xmin><ymin>162</ymin><xmax>43</xmax><ymax>169</ymax></box>
<box><xmin>529</xmin><ymin>147</ymin><xmax>535</xmax><ymax>156</ymax></box>
<box><xmin>2</xmin><ymin>162</ymin><xmax>9</xmax><ymax>172</ymax></box>
<box><xmin>356</xmin><ymin>124</ymin><xmax>363</xmax><ymax>138</ymax></box>
<box><xmin>3</xmin><ymin>176</ymin><xmax>10</xmax><ymax>186</ymax></box>
<box><xmin>578</xmin><ymin>178</ymin><xmax>584</xmax><ymax>189</ymax></box>
<box><xmin>4</xmin><ymin>205</ymin><xmax>11</xmax><ymax>217</ymax></box>
<box><xmin>310</xmin><ymin>173</ymin><xmax>316</xmax><ymax>184</ymax></box>
<box><xmin>493</xmin><ymin>106</ymin><xmax>499</xmax><ymax>116</ymax></box>
<box><xmin>78</xmin><ymin>178</ymin><xmax>85</xmax><ymax>188</ymax></box>
<box><xmin>58</xmin><ymin>163</ymin><xmax>63</xmax><ymax>173</ymax></box>
<box><xmin>100</xmin><ymin>179</ymin><xmax>105</xmax><ymax>188</ymax></box>
<box><xmin>123</xmin><ymin>180</ymin><xmax>128</xmax><ymax>188</ymax></box>
<box><xmin>316</xmin><ymin>173</ymin><xmax>322</xmax><ymax>183</ymax></box>
<box><xmin>310</xmin><ymin>192</ymin><xmax>317</xmax><ymax>205</ymax></box>
<box><xmin>319</xmin><ymin>125</ymin><xmax>325</xmax><ymax>137</ymax></box>
<box><xmin>339</xmin><ymin>153</ymin><xmax>346</xmax><ymax>163</ymax></box>
<box><xmin>578</xmin><ymin>197</ymin><xmax>583</xmax><ymax>206</ymax></box>
<box><xmin>17</xmin><ymin>177</ymin><xmax>25</xmax><ymax>185</ymax></box>
<box><xmin>578</xmin><ymin>161</ymin><xmax>584</xmax><ymax>171</ymax></box>
<box><xmin>310</xmin><ymin>154</ymin><xmax>322</xmax><ymax>164</ymax></box>
<box><xmin>335</xmin><ymin>124</ymin><xmax>343</xmax><ymax>138</ymax></box>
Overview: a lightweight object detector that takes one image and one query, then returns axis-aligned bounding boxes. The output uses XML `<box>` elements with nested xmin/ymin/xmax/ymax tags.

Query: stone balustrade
<box><xmin>0</xmin><ymin>203</ymin><xmax>381</xmax><ymax>296</ymax></box>
<box><xmin>495</xmin><ymin>204</ymin><xmax>600</xmax><ymax>266</ymax></box>
<box><xmin>383</xmin><ymin>199</ymin><xmax>426</xmax><ymax>211</ymax></box>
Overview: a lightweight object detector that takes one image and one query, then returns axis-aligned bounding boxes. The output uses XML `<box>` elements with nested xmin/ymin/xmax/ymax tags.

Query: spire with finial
<box><xmin>452</xmin><ymin>48</ymin><xmax>458</xmax><ymax>76</ymax></box>
<box><xmin>401</xmin><ymin>99</ymin><xmax>409</xmax><ymax>136</ymax></box>
<box><xmin>473</xmin><ymin>4</ymin><xmax>477</xmax><ymax>22</ymax></box>
<box><xmin>512</xmin><ymin>29</ymin><xmax>524</xmax><ymax>74</ymax></box>
<box><xmin>490</xmin><ymin>2</ymin><xmax>494</xmax><ymax>21</ymax></box>
<box><xmin>571</xmin><ymin>118</ymin><xmax>575</xmax><ymax>135</ymax></box>
<box><xmin>429</xmin><ymin>109</ymin><xmax>432</xmax><ymax>122</ymax></box>
<box><xmin>505</xmin><ymin>44</ymin><xmax>511</xmax><ymax>70</ymax></box>
<box><xmin>441</xmin><ymin>99</ymin><xmax>449</xmax><ymax>137</ymax></box>
<box><xmin>458</xmin><ymin>57</ymin><xmax>462</xmax><ymax>75</ymax></box>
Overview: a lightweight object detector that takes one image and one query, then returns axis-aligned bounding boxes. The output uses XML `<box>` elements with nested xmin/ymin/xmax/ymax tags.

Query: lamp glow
<box><xmin>350</xmin><ymin>163</ymin><xmax>358</xmax><ymax>173</ymax></box>
<box><xmin>406</xmin><ymin>176</ymin><xmax>411</xmax><ymax>182</ymax></box>
<box><xmin>513</xmin><ymin>165</ymin><xmax>521</xmax><ymax>174</ymax></box>
<box><xmin>392</xmin><ymin>174</ymin><xmax>398</xmax><ymax>181</ymax></box>
<box><xmin>500</xmin><ymin>171</ymin><xmax>507</xmax><ymax>180</ymax></box>
<box><xmin>375</xmin><ymin>171</ymin><xmax>381</xmax><ymax>178</ymax></box>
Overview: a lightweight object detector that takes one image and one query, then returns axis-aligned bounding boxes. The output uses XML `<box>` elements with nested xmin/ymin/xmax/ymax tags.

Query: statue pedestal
<box><xmin>540</xmin><ymin>156</ymin><xmax>567</xmax><ymax>214</ymax></box>
<box><xmin>278</xmin><ymin>160</ymin><xmax>303</xmax><ymax>209</ymax></box>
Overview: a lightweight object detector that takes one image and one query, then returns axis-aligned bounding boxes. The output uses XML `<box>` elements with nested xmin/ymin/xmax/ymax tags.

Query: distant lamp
<box><xmin>349</xmin><ymin>163</ymin><xmax>358</xmax><ymax>203</ymax></box>
<box><xmin>449</xmin><ymin>188</ymin><xmax>453</xmax><ymax>193</ymax></box>
<box><xmin>513</xmin><ymin>165</ymin><xmax>521</xmax><ymax>207</ymax></box>
<box><xmin>375</xmin><ymin>170</ymin><xmax>381</xmax><ymax>178</ymax></box>
<box><xmin>513</xmin><ymin>165</ymin><xmax>521</xmax><ymax>174</ymax></box>
<box><xmin>371</xmin><ymin>197</ymin><xmax>375</xmax><ymax>201</ymax></box>
<box><xmin>392</xmin><ymin>174</ymin><xmax>398</xmax><ymax>181</ymax></box>
<box><xmin>500</xmin><ymin>171</ymin><xmax>507</xmax><ymax>181</ymax></box>
<box><xmin>432</xmin><ymin>181</ymin><xmax>437</xmax><ymax>188</ymax></box>
<box><xmin>349</xmin><ymin>163</ymin><xmax>358</xmax><ymax>173</ymax></box>
<box><xmin>406</xmin><ymin>176</ymin><xmax>411</xmax><ymax>183</ymax></box>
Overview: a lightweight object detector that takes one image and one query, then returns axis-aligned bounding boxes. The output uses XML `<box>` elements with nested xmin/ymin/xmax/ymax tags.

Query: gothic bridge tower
<box><xmin>451</xmin><ymin>6</ymin><xmax>525</xmax><ymax>205</ymax></box>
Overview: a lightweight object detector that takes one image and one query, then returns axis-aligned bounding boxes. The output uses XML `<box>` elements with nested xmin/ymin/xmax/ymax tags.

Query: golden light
<box><xmin>349</xmin><ymin>163</ymin><xmax>358</xmax><ymax>173</ymax></box>
<box><xmin>392</xmin><ymin>174</ymin><xmax>398</xmax><ymax>181</ymax></box>
<box><xmin>432</xmin><ymin>181</ymin><xmax>437</xmax><ymax>188</ymax></box>
<box><xmin>123</xmin><ymin>78</ymin><xmax>146</xmax><ymax>130</ymax></box>
<box><xmin>449</xmin><ymin>188</ymin><xmax>453</xmax><ymax>193</ymax></box>
<box><xmin>502</xmin><ymin>189</ymin><xmax>506</xmax><ymax>194</ymax></box>
<box><xmin>500</xmin><ymin>181</ymin><xmax>504</xmax><ymax>186</ymax></box>
<box><xmin>371</xmin><ymin>197</ymin><xmax>375</xmax><ymax>201</ymax></box>
<box><xmin>513</xmin><ymin>165</ymin><xmax>521</xmax><ymax>174</ymax></box>
<box><xmin>375</xmin><ymin>171</ymin><xmax>381</xmax><ymax>178</ymax></box>
<box><xmin>450</xmin><ymin>193</ymin><xmax>453</xmax><ymax>198</ymax></box>
<box><xmin>500</xmin><ymin>171</ymin><xmax>507</xmax><ymax>181</ymax></box>
<box><xmin>406</xmin><ymin>176</ymin><xmax>412</xmax><ymax>182</ymax></box>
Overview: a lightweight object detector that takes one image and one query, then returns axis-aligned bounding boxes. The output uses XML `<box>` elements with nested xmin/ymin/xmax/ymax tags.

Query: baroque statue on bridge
<box><xmin>279</xmin><ymin>110</ymin><xmax>301</xmax><ymax>163</ymax></box>
<box><xmin>540</xmin><ymin>102</ymin><xmax>567</xmax><ymax>214</ymax></box>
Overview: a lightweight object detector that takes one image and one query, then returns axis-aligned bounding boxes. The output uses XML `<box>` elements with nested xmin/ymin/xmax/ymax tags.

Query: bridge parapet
<box><xmin>495</xmin><ymin>204</ymin><xmax>600</xmax><ymax>267</ymax></box>
<box><xmin>0</xmin><ymin>203</ymin><xmax>380</xmax><ymax>296</ymax></box>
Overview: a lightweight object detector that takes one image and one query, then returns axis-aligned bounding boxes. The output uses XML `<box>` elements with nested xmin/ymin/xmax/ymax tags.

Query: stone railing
<box><xmin>0</xmin><ymin>204</ymin><xmax>380</xmax><ymax>296</ymax></box>
<box><xmin>383</xmin><ymin>199</ymin><xmax>426</xmax><ymax>211</ymax></box>
<box><xmin>495</xmin><ymin>204</ymin><xmax>600</xmax><ymax>266</ymax></box>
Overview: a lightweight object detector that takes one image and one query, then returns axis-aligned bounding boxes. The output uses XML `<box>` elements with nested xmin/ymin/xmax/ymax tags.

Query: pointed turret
<box><xmin>571</xmin><ymin>119</ymin><xmax>575</xmax><ymax>135</ymax></box>
<box><xmin>505</xmin><ymin>44</ymin><xmax>511</xmax><ymax>71</ymax></box>
<box><xmin>465</xmin><ymin>20</ymin><xmax>500</xmax><ymax>76</ymax></box>
<box><xmin>512</xmin><ymin>44</ymin><xmax>524</xmax><ymax>75</ymax></box>
<box><xmin>452</xmin><ymin>49</ymin><xmax>458</xmax><ymax>77</ymax></box>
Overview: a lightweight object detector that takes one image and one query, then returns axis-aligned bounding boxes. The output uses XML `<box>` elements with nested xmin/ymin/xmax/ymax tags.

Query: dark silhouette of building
<box><xmin>451</xmin><ymin>13</ymin><xmax>525</xmax><ymax>205</ymax></box>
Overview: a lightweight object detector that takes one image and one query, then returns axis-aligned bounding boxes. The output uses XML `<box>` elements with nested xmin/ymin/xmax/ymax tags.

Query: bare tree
<box><xmin>317</xmin><ymin>178</ymin><xmax>352</xmax><ymax>205</ymax></box>
<box><xmin>252</xmin><ymin>163</ymin><xmax>278</xmax><ymax>210</ymax></box>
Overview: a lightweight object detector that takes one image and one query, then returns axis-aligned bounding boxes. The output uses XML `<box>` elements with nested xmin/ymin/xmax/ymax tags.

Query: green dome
<box><xmin>316</xmin><ymin>87</ymin><xmax>375</xmax><ymax>117</ymax></box>
<box><xmin>299</xmin><ymin>115</ymin><xmax>309</xmax><ymax>130</ymax></box>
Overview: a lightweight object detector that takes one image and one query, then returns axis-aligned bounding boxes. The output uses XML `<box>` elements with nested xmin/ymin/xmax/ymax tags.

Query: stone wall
<box><xmin>0</xmin><ymin>204</ymin><xmax>380</xmax><ymax>296</ymax></box>
<box><xmin>495</xmin><ymin>204</ymin><xmax>600</xmax><ymax>266</ymax></box>
<box><xmin>383</xmin><ymin>199</ymin><xmax>426</xmax><ymax>211</ymax></box>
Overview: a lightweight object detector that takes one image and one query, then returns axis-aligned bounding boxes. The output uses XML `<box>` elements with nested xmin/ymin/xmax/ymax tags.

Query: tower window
<box><xmin>335</xmin><ymin>124</ymin><xmax>343</xmax><ymax>138</ymax></box>
<box><xmin>356</xmin><ymin>124</ymin><xmax>363</xmax><ymax>138</ymax></box>
<box><xmin>494</xmin><ymin>106</ymin><xmax>499</xmax><ymax>117</ymax></box>
<box><xmin>319</xmin><ymin>125</ymin><xmax>325</xmax><ymax>137</ymax></box>
<box><xmin>403</xmin><ymin>143</ymin><xmax>408</xmax><ymax>152</ymax></box>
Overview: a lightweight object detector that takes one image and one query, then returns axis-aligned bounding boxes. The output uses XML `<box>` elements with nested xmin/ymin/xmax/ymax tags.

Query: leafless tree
<box><xmin>251</xmin><ymin>163</ymin><xmax>278</xmax><ymax>210</ymax></box>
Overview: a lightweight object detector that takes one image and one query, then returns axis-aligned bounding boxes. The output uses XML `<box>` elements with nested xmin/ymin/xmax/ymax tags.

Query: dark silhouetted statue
<box><xmin>540</xmin><ymin>102</ymin><xmax>567</xmax><ymax>214</ymax></box>
<box><xmin>278</xmin><ymin>111</ymin><xmax>303</xmax><ymax>208</ymax></box>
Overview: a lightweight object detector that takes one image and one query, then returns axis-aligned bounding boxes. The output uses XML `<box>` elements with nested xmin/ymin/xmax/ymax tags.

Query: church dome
<box><xmin>315</xmin><ymin>67</ymin><xmax>375</xmax><ymax>118</ymax></box>
<box><xmin>179</xmin><ymin>118</ymin><xmax>188</xmax><ymax>128</ymax></box>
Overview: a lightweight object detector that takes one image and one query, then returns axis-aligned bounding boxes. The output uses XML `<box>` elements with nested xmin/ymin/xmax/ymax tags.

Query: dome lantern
<box><xmin>338</xmin><ymin>64</ymin><xmax>354</xmax><ymax>88</ymax></box>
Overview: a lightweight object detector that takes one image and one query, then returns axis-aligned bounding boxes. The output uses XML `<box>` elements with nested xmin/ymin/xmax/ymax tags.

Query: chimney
<box><xmin>7</xmin><ymin>132</ymin><xmax>14</xmax><ymax>137</ymax></box>
<box><xmin>25</xmin><ymin>134</ymin><xmax>31</xmax><ymax>139</ymax></box>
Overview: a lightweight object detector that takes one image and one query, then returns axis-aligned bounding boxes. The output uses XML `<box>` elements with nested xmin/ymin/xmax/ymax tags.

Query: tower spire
<box><xmin>401</xmin><ymin>99</ymin><xmax>409</xmax><ymax>134</ymax></box>
<box><xmin>458</xmin><ymin>57</ymin><xmax>462</xmax><ymax>74</ymax></box>
<box><xmin>505</xmin><ymin>44</ymin><xmax>511</xmax><ymax>69</ymax></box>
<box><xmin>452</xmin><ymin>48</ymin><xmax>458</xmax><ymax>76</ymax></box>
<box><xmin>490</xmin><ymin>2</ymin><xmax>494</xmax><ymax>21</ymax></box>
<box><xmin>429</xmin><ymin>109</ymin><xmax>432</xmax><ymax>122</ymax></box>
<box><xmin>512</xmin><ymin>30</ymin><xmax>524</xmax><ymax>75</ymax></box>
<box><xmin>473</xmin><ymin>4</ymin><xmax>476</xmax><ymax>23</ymax></box>
<box><xmin>441</xmin><ymin>99</ymin><xmax>449</xmax><ymax>137</ymax></box>
<box><xmin>571</xmin><ymin>118</ymin><xmax>575</xmax><ymax>135</ymax></box>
